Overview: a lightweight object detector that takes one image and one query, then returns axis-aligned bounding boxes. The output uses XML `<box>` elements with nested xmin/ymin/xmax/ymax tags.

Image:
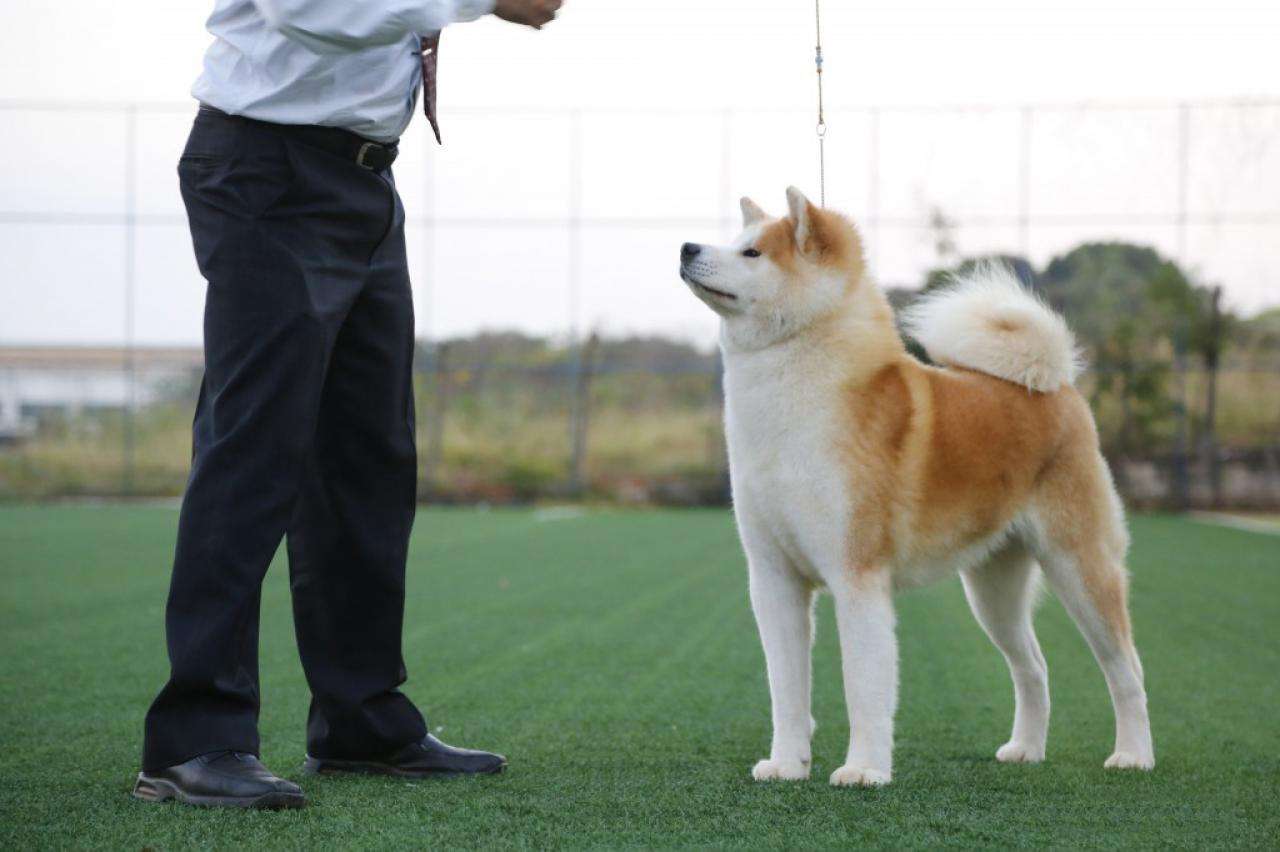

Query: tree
<box><xmin>1040</xmin><ymin>243</ymin><xmax>1231</xmax><ymax>455</ymax></box>
<box><xmin>912</xmin><ymin>243</ymin><xmax>1223</xmax><ymax>458</ymax></box>
<box><xmin>919</xmin><ymin>254</ymin><xmax>1037</xmax><ymax>295</ymax></box>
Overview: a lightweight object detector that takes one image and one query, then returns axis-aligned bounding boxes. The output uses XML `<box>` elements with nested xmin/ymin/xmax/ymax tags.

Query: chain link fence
<box><xmin>2</xmin><ymin>99</ymin><xmax>1278</xmax><ymax>505</ymax></box>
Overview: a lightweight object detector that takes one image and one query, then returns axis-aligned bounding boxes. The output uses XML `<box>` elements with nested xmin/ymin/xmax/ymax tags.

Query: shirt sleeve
<box><xmin>254</xmin><ymin>0</ymin><xmax>496</xmax><ymax>54</ymax></box>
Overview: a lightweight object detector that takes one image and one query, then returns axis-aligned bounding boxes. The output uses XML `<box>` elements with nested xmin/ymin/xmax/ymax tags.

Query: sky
<box><xmin>1</xmin><ymin>0</ymin><xmax>1278</xmax><ymax>347</ymax></box>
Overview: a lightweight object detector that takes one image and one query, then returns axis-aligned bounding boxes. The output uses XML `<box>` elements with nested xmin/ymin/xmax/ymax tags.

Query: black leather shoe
<box><xmin>133</xmin><ymin>751</ymin><xmax>306</xmax><ymax>809</ymax></box>
<box><xmin>303</xmin><ymin>734</ymin><xmax>506</xmax><ymax>778</ymax></box>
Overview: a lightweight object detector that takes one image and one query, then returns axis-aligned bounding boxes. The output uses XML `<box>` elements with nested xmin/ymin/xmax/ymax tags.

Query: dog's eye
<box><xmin>742</xmin><ymin>248</ymin><xmax>761</xmax><ymax>258</ymax></box>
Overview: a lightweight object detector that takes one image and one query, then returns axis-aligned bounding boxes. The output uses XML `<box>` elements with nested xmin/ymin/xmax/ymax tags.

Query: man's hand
<box><xmin>492</xmin><ymin>0</ymin><xmax>562</xmax><ymax>29</ymax></box>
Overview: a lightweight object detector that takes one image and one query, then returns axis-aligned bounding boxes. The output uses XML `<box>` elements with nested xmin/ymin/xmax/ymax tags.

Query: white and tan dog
<box><xmin>678</xmin><ymin>187</ymin><xmax>1154</xmax><ymax>787</ymax></box>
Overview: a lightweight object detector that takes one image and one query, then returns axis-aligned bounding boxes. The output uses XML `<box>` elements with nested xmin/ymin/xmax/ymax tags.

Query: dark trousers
<box><xmin>142</xmin><ymin>108</ymin><xmax>426</xmax><ymax>771</ymax></box>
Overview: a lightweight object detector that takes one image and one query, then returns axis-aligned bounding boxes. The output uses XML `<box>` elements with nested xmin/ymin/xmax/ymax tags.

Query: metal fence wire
<box><xmin>1</xmin><ymin>99</ymin><xmax>1278</xmax><ymax>506</ymax></box>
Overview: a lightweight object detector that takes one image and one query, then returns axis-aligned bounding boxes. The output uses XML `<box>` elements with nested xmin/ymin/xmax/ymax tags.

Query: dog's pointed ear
<box><xmin>785</xmin><ymin>186</ymin><xmax>818</xmax><ymax>253</ymax></box>
<box><xmin>740</xmin><ymin>197</ymin><xmax>768</xmax><ymax>227</ymax></box>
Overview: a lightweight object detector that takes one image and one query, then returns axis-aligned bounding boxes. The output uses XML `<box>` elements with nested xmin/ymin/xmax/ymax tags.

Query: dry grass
<box><xmin>1</xmin><ymin>368</ymin><xmax>1274</xmax><ymax>501</ymax></box>
<box><xmin>0</xmin><ymin>376</ymin><xmax>726</xmax><ymax>500</ymax></box>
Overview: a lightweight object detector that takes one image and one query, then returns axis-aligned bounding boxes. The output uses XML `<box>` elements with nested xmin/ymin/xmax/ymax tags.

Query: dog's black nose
<box><xmin>681</xmin><ymin>243</ymin><xmax>701</xmax><ymax>262</ymax></box>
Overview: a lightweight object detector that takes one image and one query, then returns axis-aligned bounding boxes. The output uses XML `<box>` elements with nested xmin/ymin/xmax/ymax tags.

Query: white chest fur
<box><xmin>722</xmin><ymin>342</ymin><xmax>852</xmax><ymax>583</ymax></box>
<box><xmin>722</xmin><ymin>338</ymin><xmax>996</xmax><ymax>590</ymax></box>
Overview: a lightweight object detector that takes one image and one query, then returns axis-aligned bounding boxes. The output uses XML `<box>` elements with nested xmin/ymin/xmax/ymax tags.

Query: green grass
<box><xmin>1</xmin><ymin>507</ymin><xmax>1277</xmax><ymax>849</ymax></box>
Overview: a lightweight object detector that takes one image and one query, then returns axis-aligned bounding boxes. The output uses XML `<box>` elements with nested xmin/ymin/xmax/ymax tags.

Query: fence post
<box><xmin>709</xmin><ymin>349</ymin><xmax>729</xmax><ymax>502</ymax></box>
<box><xmin>1018</xmin><ymin>105</ymin><xmax>1032</xmax><ymax>256</ymax></box>
<box><xmin>1201</xmin><ymin>285</ymin><xmax>1223</xmax><ymax>506</ymax></box>
<box><xmin>1176</xmin><ymin>102</ymin><xmax>1190</xmax><ymax>261</ymax></box>
<box><xmin>868</xmin><ymin>106</ymin><xmax>880</xmax><ymax>269</ymax></box>
<box><xmin>568</xmin><ymin>332</ymin><xmax>599</xmax><ymax>497</ymax></box>
<box><xmin>424</xmin><ymin>342</ymin><xmax>451</xmax><ymax>498</ymax></box>
<box><xmin>122</xmin><ymin>104</ymin><xmax>138</xmax><ymax>496</ymax></box>
<box><xmin>567</xmin><ymin>109</ymin><xmax>583</xmax><ymax>346</ymax></box>
<box><xmin>1265</xmin><ymin>443</ymin><xmax>1280</xmax><ymax>507</ymax></box>
<box><xmin>719</xmin><ymin>109</ymin><xmax>733</xmax><ymax>239</ymax></box>
<box><xmin>1171</xmin><ymin>353</ymin><xmax>1191</xmax><ymax>510</ymax></box>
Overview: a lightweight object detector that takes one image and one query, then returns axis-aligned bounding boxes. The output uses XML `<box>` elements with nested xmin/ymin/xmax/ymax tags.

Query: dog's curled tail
<box><xmin>901</xmin><ymin>262</ymin><xmax>1083</xmax><ymax>392</ymax></box>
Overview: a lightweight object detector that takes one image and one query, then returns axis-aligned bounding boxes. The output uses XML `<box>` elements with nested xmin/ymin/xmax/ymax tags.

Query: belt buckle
<box><xmin>356</xmin><ymin>141</ymin><xmax>380</xmax><ymax>170</ymax></box>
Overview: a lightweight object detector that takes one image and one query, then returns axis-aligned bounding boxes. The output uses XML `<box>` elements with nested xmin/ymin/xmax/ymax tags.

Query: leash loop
<box><xmin>814</xmin><ymin>0</ymin><xmax>827</xmax><ymax>206</ymax></box>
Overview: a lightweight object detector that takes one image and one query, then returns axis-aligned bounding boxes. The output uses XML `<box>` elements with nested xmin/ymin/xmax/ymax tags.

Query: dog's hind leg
<box><xmin>747</xmin><ymin>546</ymin><xmax>816</xmax><ymax>781</ymax></box>
<box><xmin>1036</xmin><ymin>545</ymin><xmax>1153</xmax><ymax>769</ymax></box>
<box><xmin>961</xmin><ymin>542</ymin><xmax>1050</xmax><ymax>763</ymax></box>
<box><xmin>828</xmin><ymin>568</ymin><xmax>897</xmax><ymax>787</ymax></box>
<box><xmin>1031</xmin><ymin>461</ymin><xmax>1154</xmax><ymax>770</ymax></box>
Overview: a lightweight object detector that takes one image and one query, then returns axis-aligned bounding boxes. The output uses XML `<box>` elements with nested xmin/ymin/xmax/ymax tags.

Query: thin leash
<box><xmin>814</xmin><ymin>0</ymin><xmax>827</xmax><ymax>207</ymax></box>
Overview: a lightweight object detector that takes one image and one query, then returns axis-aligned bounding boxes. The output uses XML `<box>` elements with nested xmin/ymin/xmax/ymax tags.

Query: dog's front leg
<box><xmin>830</xmin><ymin>569</ymin><xmax>897</xmax><ymax>787</ymax></box>
<box><xmin>747</xmin><ymin>555</ymin><xmax>815</xmax><ymax>781</ymax></box>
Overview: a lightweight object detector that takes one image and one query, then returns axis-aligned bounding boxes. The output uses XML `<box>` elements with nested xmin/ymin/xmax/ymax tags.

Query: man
<box><xmin>133</xmin><ymin>0</ymin><xmax>563</xmax><ymax>810</ymax></box>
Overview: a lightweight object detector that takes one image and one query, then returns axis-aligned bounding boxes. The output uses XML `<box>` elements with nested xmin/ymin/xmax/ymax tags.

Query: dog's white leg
<box><xmin>961</xmin><ymin>544</ymin><xmax>1050</xmax><ymax>764</ymax></box>
<box><xmin>1036</xmin><ymin>547</ymin><xmax>1154</xmax><ymax>770</ymax></box>
<box><xmin>829</xmin><ymin>569</ymin><xmax>896</xmax><ymax>787</ymax></box>
<box><xmin>747</xmin><ymin>552</ymin><xmax>815</xmax><ymax>781</ymax></box>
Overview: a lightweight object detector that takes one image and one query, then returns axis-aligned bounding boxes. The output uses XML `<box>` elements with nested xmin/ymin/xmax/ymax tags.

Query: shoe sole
<box><xmin>302</xmin><ymin>755</ymin><xmax>506</xmax><ymax>779</ymax></box>
<box><xmin>132</xmin><ymin>775</ymin><xmax>307</xmax><ymax>810</ymax></box>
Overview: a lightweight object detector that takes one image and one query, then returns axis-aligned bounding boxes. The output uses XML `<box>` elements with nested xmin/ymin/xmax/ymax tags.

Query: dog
<box><xmin>678</xmin><ymin>187</ymin><xmax>1154</xmax><ymax>787</ymax></box>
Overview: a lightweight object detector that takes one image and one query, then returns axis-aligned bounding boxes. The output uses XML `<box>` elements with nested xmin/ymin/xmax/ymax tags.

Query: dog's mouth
<box><xmin>680</xmin><ymin>268</ymin><xmax>738</xmax><ymax>301</ymax></box>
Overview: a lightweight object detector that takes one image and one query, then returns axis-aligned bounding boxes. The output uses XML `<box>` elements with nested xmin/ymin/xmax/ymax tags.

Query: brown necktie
<box><xmin>421</xmin><ymin>33</ymin><xmax>442</xmax><ymax>144</ymax></box>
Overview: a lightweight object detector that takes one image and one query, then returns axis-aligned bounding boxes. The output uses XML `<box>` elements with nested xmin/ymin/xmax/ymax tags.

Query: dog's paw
<box><xmin>829</xmin><ymin>764</ymin><xmax>891</xmax><ymax>787</ymax></box>
<box><xmin>1104</xmin><ymin>750</ymin><xmax>1154</xmax><ymax>770</ymax></box>
<box><xmin>751</xmin><ymin>757</ymin><xmax>810</xmax><ymax>781</ymax></box>
<box><xmin>996</xmin><ymin>741</ymin><xmax>1045</xmax><ymax>764</ymax></box>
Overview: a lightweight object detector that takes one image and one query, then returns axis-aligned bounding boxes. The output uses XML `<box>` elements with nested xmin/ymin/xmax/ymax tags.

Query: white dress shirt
<box><xmin>192</xmin><ymin>0</ymin><xmax>496</xmax><ymax>143</ymax></box>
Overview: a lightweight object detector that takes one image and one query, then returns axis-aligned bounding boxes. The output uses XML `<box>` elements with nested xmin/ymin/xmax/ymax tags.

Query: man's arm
<box><xmin>491</xmin><ymin>0</ymin><xmax>562</xmax><ymax>30</ymax></box>
<box><xmin>254</xmin><ymin>0</ymin><xmax>561</xmax><ymax>55</ymax></box>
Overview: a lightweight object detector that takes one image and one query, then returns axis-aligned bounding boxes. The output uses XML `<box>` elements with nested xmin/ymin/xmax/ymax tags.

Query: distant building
<box><xmin>0</xmin><ymin>347</ymin><xmax>202</xmax><ymax>442</ymax></box>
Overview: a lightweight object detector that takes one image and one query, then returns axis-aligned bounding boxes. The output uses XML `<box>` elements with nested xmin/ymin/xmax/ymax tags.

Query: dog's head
<box><xmin>679</xmin><ymin>187</ymin><xmax>867</xmax><ymax>349</ymax></box>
